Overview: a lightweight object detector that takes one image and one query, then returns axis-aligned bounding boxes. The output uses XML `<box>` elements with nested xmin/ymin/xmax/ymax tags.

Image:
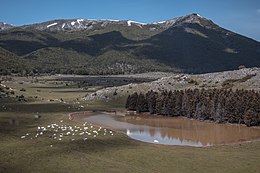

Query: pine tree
<box><xmin>146</xmin><ymin>90</ymin><xmax>157</xmax><ymax>114</ymax></box>
<box><xmin>127</xmin><ymin>92</ymin><xmax>138</xmax><ymax>110</ymax></box>
<box><xmin>136</xmin><ymin>93</ymin><xmax>148</xmax><ymax>113</ymax></box>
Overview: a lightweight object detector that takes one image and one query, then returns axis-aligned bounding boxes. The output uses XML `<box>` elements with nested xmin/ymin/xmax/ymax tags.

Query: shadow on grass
<box><xmin>0</xmin><ymin>116</ymin><xmax>36</xmax><ymax>134</ymax></box>
<box><xmin>0</xmin><ymin>102</ymin><xmax>74</xmax><ymax>113</ymax></box>
<box><xmin>0</xmin><ymin>101</ymin><xmax>75</xmax><ymax>134</ymax></box>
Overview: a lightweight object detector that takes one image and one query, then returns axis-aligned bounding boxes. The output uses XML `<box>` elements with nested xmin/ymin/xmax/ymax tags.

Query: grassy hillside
<box><xmin>23</xmin><ymin>47</ymin><xmax>91</xmax><ymax>74</ymax></box>
<box><xmin>135</xmin><ymin>23</ymin><xmax>260</xmax><ymax>73</ymax></box>
<box><xmin>23</xmin><ymin>48</ymin><xmax>174</xmax><ymax>75</ymax></box>
<box><xmin>0</xmin><ymin>18</ymin><xmax>260</xmax><ymax>75</ymax></box>
<box><xmin>0</xmin><ymin>47</ymin><xmax>30</xmax><ymax>75</ymax></box>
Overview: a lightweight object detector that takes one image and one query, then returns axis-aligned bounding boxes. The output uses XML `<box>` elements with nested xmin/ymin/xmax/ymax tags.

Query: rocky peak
<box><xmin>0</xmin><ymin>22</ymin><xmax>14</xmax><ymax>30</ymax></box>
<box><xmin>151</xmin><ymin>13</ymin><xmax>218</xmax><ymax>29</ymax></box>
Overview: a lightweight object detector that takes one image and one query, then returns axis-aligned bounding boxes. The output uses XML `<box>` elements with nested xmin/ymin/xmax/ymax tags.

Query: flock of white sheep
<box><xmin>20</xmin><ymin>120</ymin><xmax>114</xmax><ymax>147</ymax></box>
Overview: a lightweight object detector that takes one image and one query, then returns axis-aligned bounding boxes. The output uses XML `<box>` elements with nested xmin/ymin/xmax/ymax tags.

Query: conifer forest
<box><xmin>126</xmin><ymin>89</ymin><xmax>260</xmax><ymax>126</ymax></box>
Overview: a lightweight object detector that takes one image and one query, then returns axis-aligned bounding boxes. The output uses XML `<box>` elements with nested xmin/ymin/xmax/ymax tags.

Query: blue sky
<box><xmin>1</xmin><ymin>0</ymin><xmax>260</xmax><ymax>41</ymax></box>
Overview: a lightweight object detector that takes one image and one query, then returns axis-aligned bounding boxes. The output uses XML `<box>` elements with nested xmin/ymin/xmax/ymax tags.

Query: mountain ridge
<box><xmin>0</xmin><ymin>13</ymin><xmax>220</xmax><ymax>32</ymax></box>
<box><xmin>0</xmin><ymin>13</ymin><xmax>259</xmax><ymax>75</ymax></box>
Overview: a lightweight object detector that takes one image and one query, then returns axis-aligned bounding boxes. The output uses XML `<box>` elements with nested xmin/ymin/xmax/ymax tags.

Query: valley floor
<box><xmin>0</xmin><ymin>74</ymin><xmax>260</xmax><ymax>173</ymax></box>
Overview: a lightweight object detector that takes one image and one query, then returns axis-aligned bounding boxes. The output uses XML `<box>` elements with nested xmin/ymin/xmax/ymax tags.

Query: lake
<box><xmin>72</xmin><ymin>112</ymin><xmax>260</xmax><ymax>147</ymax></box>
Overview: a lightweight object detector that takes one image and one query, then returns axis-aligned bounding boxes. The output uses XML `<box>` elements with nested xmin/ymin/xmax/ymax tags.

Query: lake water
<box><xmin>74</xmin><ymin>112</ymin><xmax>260</xmax><ymax>147</ymax></box>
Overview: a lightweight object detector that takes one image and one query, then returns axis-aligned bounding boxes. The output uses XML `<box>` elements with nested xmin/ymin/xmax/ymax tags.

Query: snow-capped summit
<box><xmin>152</xmin><ymin>13</ymin><xmax>213</xmax><ymax>29</ymax></box>
<box><xmin>175</xmin><ymin>13</ymin><xmax>206</xmax><ymax>25</ymax></box>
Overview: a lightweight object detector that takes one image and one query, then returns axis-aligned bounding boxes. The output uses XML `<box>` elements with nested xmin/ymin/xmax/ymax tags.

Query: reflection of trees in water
<box><xmin>159</xmin><ymin>124</ymin><xmax>260</xmax><ymax>145</ymax></box>
<box><xmin>127</xmin><ymin>117</ymin><xmax>260</xmax><ymax>145</ymax></box>
<box><xmin>149</xmin><ymin>128</ymin><xmax>156</xmax><ymax>137</ymax></box>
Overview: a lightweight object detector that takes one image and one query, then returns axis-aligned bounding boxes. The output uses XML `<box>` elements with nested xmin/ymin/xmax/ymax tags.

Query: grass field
<box><xmin>0</xmin><ymin>75</ymin><xmax>260</xmax><ymax>173</ymax></box>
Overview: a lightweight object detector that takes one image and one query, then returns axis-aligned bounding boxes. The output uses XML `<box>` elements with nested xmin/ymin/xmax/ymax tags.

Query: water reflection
<box><xmin>76</xmin><ymin>113</ymin><xmax>260</xmax><ymax>147</ymax></box>
<box><xmin>126</xmin><ymin>129</ymin><xmax>205</xmax><ymax>147</ymax></box>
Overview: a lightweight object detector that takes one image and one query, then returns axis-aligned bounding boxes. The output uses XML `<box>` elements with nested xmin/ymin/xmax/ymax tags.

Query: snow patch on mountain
<box><xmin>127</xmin><ymin>21</ymin><xmax>132</xmax><ymax>26</ymax></box>
<box><xmin>196</xmin><ymin>14</ymin><xmax>202</xmax><ymax>18</ymax></box>
<box><xmin>127</xmin><ymin>20</ymin><xmax>147</xmax><ymax>26</ymax></box>
<box><xmin>77</xmin><ymin>19</ymin><xmax>84</xmax><ymax>24</ymax></box>
<box><xmin>153</xmin><ymin>21</ymin><xmax>166</xmax><ymax>24</ymax></box>
<box><xmin>47</xmin><ymin>23</ymin><xmax>58</xmax><ymax>28</ymax></box>
<box><xmin>106</xmin><ymin>19</ymin><xmax>120</xmax><ymax>22</ymax></box>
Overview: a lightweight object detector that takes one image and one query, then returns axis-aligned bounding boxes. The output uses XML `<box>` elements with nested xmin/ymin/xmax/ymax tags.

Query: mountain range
<box><xmin>0</xmin><ymin>13</ymin><xmax>260</xmax><ymax>75</ymax></box>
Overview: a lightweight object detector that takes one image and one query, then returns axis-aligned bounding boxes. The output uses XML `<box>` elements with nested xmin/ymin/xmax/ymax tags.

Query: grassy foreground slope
<box><xmin>0</xmin><ymin>75</ymin><xmax>260</xmax><ymax>173</ymax></box>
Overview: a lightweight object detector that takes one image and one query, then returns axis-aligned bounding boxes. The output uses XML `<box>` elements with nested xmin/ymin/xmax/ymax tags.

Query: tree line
<box><xmin>125</xmin><ymin>89</ymin><xmax>260</xmax><ymax>126</ymax></box>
